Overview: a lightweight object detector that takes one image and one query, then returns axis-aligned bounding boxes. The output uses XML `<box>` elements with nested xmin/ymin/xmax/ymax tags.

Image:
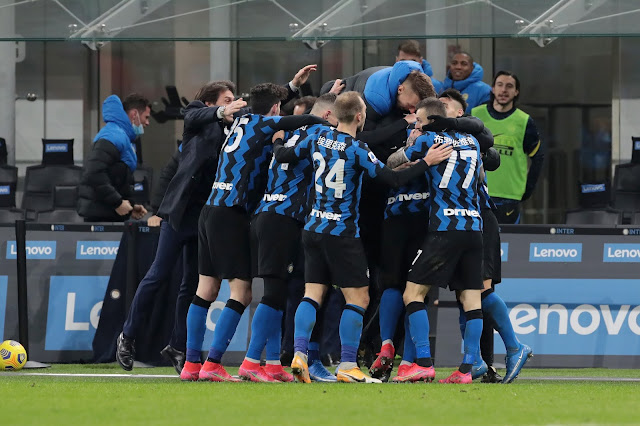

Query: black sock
<box><xmin>416</xmin><ymin>357</ymin><xmax>433</xmax><ymax>368</ymax></box>
<box><xmin>459</xmin><ymin>363</ymin><xmax>472</xmax><ymax>374</ymax></box>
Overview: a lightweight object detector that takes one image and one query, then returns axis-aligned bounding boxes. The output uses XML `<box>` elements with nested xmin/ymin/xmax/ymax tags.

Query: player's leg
<box><xmin>117</xmin><ymin>221</ymin><xmax>186</xmax><ymax>371</ymax></box>
<box><xmin>180</xmin><ymin>206</ymin><xmax>222</xmax><ymax>381</ymax></box>
<box><xmin>200</xmin><ymin>206</ymin><xmax>252</xmax><ymax>382</ymax></box>
<box><xmin>308</xmin><ymin>299</ymin><xmax>337</xmax><ymax>382</ymax></box>
<box><xmin>181</xmin><ymin>274</ymin><xmax>221</xmax><ymax>381</ymax></box>
<box><xmin>371</xmin><ymin>216</ymin><xmax>409</xmax><ymax>379</ymax></box>
<box><xmin>440</xmin><ymin>232</ymin><xmax>484</xmax><ymax>384</ymax></box>
<box><xmin>328</xmin><ymin>235</ymin><xmax>379</xmax><ymax>383</ymax></box>
<box><xmin>241</xmin><ymin>213</ymin><xmax>298</xmax><ymax>382</ymax></box>
<box><xmin>291</xmin><ymin>282</ymin><xmax>327</xmax><ymax>383</ymax></box>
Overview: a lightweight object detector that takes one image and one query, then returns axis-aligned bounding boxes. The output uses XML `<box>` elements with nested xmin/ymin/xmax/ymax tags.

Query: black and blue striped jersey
<box><xmin>405</xmin><ymin>131</ymin><xmax>482</xmax><ymax>232</ymax></box>
<box><xmin>255</xmin><ymin>123</ymin><xmax>330</xmax><ymax>222</ymax></box>
<box><xmin>384</xmin><ymin>177</ymin><xmax>430</xmax><ymax>219</ymax></box>
<box><xmin>273</xmin><ymin>128</ymin><xmax>429</xmax><ymax>238</ymax></box>
<box><xmin>384</xmin><ymin>127</ymin><xmax>430</xmax><ymax>219</ymax></box>
<box><xmin>478</xmin><ymin>175</ymin><xmax>496</xmax><ymax>210</ymax></box>
<box><xmin>207</xmin><ymin>113</ymin><xmax>323</xmax><ymax>212</ymax></box>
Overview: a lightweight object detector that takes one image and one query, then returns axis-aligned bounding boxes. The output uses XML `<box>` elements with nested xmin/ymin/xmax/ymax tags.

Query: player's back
<box><xmin>208</xmin><ymin>113</ymin><xmax>281</xmax><ymax>211</ymax></box>
<box><xmin>256</xmin><ymin>123</ymin><xmax>328</xmax><ymax>221</ymax></box>
<box><xmin>305</xmin><ymin>128</ymin><xmax>374</xmax><ymax>238</ymax></box>
<box><xmin>407</xmin><ymin>131</ymin><xmax>482</xmax><ymax>232</ymax></box>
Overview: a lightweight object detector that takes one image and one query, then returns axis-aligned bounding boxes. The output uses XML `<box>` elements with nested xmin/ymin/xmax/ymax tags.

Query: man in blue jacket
<box><xmin>78</xmin><ymin>94</ymin><xmax>149</xmax><ymax>222</ymax></box>
<box><xmin>440</xmin><ymin>52</ymin><xmax>491</xmax><ymax>114</ymax></box>
<box><xmin>396</xmin><ymin>40</ymin><xmax>443</xmax><ymax>94</ymax></box>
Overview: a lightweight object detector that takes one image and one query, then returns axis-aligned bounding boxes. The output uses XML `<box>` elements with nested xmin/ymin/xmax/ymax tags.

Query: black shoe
<box><xmin>160</xmin><ymin>345</ymin><xmax>185</xmax><ymax>375</ymax></box>
<box><xmin>116</xmin><ymin>332</ymin><xmax>135</xmax><ymax>371</ymax></box>
<box><xmin>481</xmin><ymin>366</ymin><xmax>503</xmax><ymax>383</ymax></box>
<box><xmin>280</xmin><ymin>350</ymin><xmax>293</xmax><ymax>367</ymax></box>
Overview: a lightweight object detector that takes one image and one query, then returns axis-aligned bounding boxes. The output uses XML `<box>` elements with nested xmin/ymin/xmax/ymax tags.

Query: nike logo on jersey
<box><xmin>443</xmin><ymin>208</ymin><xmax>480</xmax><ymax>217</ymax></box>
<box><xmin>263</xmin><ymin>193</ymin><xmax>288</xmax><ymax>202</ymax></box>
<box><xmin>387</xmin><ymin>192</ymin><xmax>430</xmax><ymax>204</ymax></box>
<box><xmin>310</xmin><ymin>209</ymin><xmax>342</xmax><ymax>221</ymax></box>
<box><xmin>212</xmin><ymin>182</ymin><xmax>233</xmax><ymax>190</ymax></box>
<box><xmin>505</xmin><ymin>209</ymin><xmax>515</xmax><ymax>216</ymax></box>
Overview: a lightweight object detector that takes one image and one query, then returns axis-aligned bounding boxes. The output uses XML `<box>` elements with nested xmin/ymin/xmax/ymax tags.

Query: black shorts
<box><xmin>302</xmin><ymin>230</ymin><xmax>369</xmax><ymax>288</ymax></box>
<box><xmin>251</xmin><ymin>212</ymin><xmax>302</xmax><ymax>280</ymax></box>
<box><xmin>198</xmin><ymin>205</ymin><xmax>251</xmax><ymax>280</ymax></box>
<box><xmin>407</xmin><ymin>231</ymin><xmax>483</xmax><ymax>291</ymax></box>
<box><xmin>379</xmin><ymin>213</ymin><xmax>429</xmax><ymax>290</ymax></box>
<box><xmin>481</xmin><ymin>209</ymin><xmax>502</xmax><ymax>285</ymax></box>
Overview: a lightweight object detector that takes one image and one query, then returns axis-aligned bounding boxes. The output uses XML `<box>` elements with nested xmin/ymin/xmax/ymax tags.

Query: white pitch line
<box><xmin>3</xmin><ymin>373</ymin><xmax>640</xmax><ymax>382</ymax></box>
<box><xmin>4</xmin><ymin>373</ymin><xmax>178</xmax><ymax>378</ymax></box>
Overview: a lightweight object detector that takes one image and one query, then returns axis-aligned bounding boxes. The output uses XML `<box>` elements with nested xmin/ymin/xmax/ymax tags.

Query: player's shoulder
<box><xmin>454</xmin><ymin>131</ymin><xmax>479</xmax><ymax>148</ymax></box>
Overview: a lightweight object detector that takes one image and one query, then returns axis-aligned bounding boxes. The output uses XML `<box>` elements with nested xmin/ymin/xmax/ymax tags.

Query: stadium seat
<box><xmin>41</xmin><ymin>138</ymin><xmax>74</xmax><ymax>165</ymax></box>
<box><xmin>22</xmin><ymin>165</ymin><xmax>83</xmax><ymax>213</ymax></box>
<box><xmin>36</xmin><ymin>209</ymin><xmax>84</xmax><ymax>223</ymax></box>
<box><xmin>0</xmin><ymin>137</ymin><xmax>7</xmax><ymax>165</ymax></box>
<box><xmin>631</xmin><ymin>212</ymin><xmax>640</xmax><ymax>225</ymax></box>
<box><xmin>53</xmin><ymin>185</ymin><xmax>79</xmax><ymax>209</ymax></box>
<box><xmin>0</xmin><ymin>208</ymin><xmax>26</xmax><ymax>223</ymax></box>
<box><xmin>0</xmin><ymin>165</ymin><xmax>18</xmax><ymax>208</ymax></box>
<box><xmin>612</xmin><ymin>164</ymin><xmax>640</xmax><ymax>222</ymax></box>
<box><xmin>565</xmin><ymin>208</ymin><xmax>622</xmax><ymax>225</ymax></box>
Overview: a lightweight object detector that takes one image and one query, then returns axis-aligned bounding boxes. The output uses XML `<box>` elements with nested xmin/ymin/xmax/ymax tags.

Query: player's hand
<box><xmin>329</xmin><ymin>78</ymin><xmax>345</xmax><ymax>94</ymax></box>
<box><xmin>131</xmin><ymin>204</ymin><xmax>148</xmax><ymax>220</ymax></box>
<box><xmin>272</xmin><ymin>130</ymin><xmax>285</xmax><ymax>143</ymax></box>
<box><xmin>406</xmin><ymin>128</ymin><xmax>421</xmax><ymax>147</ymax></box>
<box><xmin>424</xmin><ymin>142</ymin><xmax>453</xmax><ymax>166</ymax></box>
<box><xmin>223</xmin><ymin>98</ymin><xmax>247</xmax><ymax>123</ymax></box>
<box><xmin>147</xmin><ymin>215</ymin><xmax>163</xmax><ymax>227</ymax></box>
<box><xmin>393</xmin><ymin>160</ymin><xmax>418</xmax><ymax>171</ymax></box>
<box><xmin>426</xmin><ymin>115</ymin><xmax>456</xmax><ymax>132</ymax></box>
<box><xmin>292</xmin><ymin>64</ymin><xmax>317</xmax><ymax>88</ymax></box>
<box><xmin>404</xmin><ymin>113</ymin><xmax>417</xmax><ymax>124</ymax></box>
<box><xmin>115</xmin><ymin>200</ymin><xmax>133</xmax><ymax>216</ymax></box>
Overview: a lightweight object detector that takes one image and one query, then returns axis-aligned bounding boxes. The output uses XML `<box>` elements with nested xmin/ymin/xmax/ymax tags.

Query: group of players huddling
<box><xmin>119</xmin><ymin>60</ymin><xmax>533</xmax><ymax>384</ymax></box>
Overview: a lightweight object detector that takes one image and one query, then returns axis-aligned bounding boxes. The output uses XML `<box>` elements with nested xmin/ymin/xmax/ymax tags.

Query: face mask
<box><xmin>133</xmin><ymin>111</ymin><xmax>144</xmax><ymax>136</ymax></box>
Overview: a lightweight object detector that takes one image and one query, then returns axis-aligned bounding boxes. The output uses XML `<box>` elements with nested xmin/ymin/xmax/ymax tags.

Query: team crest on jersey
<box><xmin>368</xmin><ymin>152</ymin><xmax>379</xmax><ymax>164</ymax></box>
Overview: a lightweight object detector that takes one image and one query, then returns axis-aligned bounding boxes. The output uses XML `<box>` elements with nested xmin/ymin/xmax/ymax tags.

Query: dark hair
<box><xmin>294</xmin><ymin>96</ymin><xmax>317</xmax><ymax>111</ymax></box>
<box><xmin>453</xmin><ymin>51</ymin><xmax>474</xmax><ymax>64</ymax></box>
<box><xmin>194</xmin><ymin>80</ymin><xmax>236</xmax><ymax>104</ymax></box>
<box><xmin>311</xmin><ymin>93</ymin><xmax>337</xmax><ymax>113</ymax></box>
<box><xmin>122</xmin><ymin>93</ymin><xmax>151</xmax><ymax>112</ymax></box>
<box><xmin>398</xmin><ymin>40</ymin><xmax>421</xmax><ymax>57</ymax></box>
<box><xmin>334</xmin><ymin>91</ymin><xmax>364</xmax><ymax>124</ymax></box>
<box><xmin>249</xmin><ymin>83</ymin><xmax>289</xmax><ymax>115</ymax></box>
<box><xmin>415</xmin><ymin>97</ymin><xmax>446</xmax><ymax>118</ymax></box>
<box><xmin>491</xmin><ymin>70</ymin><xmax>521</xmax><ymax>104</ymax></box>
<box><xmin>403</xmin><ymin>70</ymin><xmax>436</xmax><ymax>100</ymax></box>
<box><xmin>439</xmin><ymin>88</ymin><xmax>468</xmax><ymax>113</ymax></box>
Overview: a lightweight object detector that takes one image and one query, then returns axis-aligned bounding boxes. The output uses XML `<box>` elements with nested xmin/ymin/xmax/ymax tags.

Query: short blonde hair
<box><xmin>334</xmin><ymin>91</ymin><xmax>365</xmax><ymax>124</ymax></box>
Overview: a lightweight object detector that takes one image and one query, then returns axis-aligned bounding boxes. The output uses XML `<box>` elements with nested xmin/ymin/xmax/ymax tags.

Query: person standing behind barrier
<box><xmin>115</xmin><ymin>82</ymin><xmax>247</xmax><ymax>373</ymax></box>
<box><xmin>78</xmin><ymin>94</ymin><xmax>150</xmax><ymax>222</ymax></box>
<box><xmin>440</xmin><ymin>52</ymin><xmax>491</xmax><ymax>114</ymax></box>
<box><xmin>472</xmin><ymin>71</ymin><xmax>544</xmax><ymax>224</ymax></box>
<box><xmin>396</xmin><ymin>40</ymin><xmax>443</xmax><ymax>94</ymax></box>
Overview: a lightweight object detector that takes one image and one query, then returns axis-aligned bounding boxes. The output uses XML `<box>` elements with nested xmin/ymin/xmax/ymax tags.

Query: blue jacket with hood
<box><xmin>363</xmin><ymin>60</ymin><xmax>425</xmax><ymax>117</ymax></box>
<box><xmin>440</xmin><ymin>62</ymin><xmax>491</xmax><ymax>114</ymax></box>
<box><xmin>420</xmin><ymin>59</ymin><xmax>443</xmax><ymax>94</ymax></box>
<box><xmin>78</xmin><ymin>95</ymin><xmax>139</xmax><ymax>221</ymax></box>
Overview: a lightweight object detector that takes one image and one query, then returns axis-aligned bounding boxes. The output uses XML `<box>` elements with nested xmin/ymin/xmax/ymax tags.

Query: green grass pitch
<box><xmin>1</xmin><ymin>365</ymin><xmax>639</xmax><ymax>425</ymax></box>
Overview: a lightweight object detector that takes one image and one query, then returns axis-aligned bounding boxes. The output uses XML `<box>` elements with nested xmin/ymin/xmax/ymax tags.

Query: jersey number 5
<box><xmin>223</xmin><ymin>117</ymin><xmax>250</xmax><ymax>153</ymax></box>
<box><xmin>312</xmin><ymin>152</ymin><xmax>346</xmax><ymax>199</ymax></box>
<box><xmin>438</xmin><ymin>151</ymin><xmax>478</xmax><ymax>189</ymax></box>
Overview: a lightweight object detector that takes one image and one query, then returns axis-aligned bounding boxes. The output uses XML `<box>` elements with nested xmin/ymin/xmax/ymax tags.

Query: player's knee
<box><xmin>195</xmin><ymin>275</ymin><xmax>221</xmax><ymax>301</ymax></box>
<box><xmin>261</xmin><ymin>278</ymin><xmax>287</xmax><ymax>311</ymax></box>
